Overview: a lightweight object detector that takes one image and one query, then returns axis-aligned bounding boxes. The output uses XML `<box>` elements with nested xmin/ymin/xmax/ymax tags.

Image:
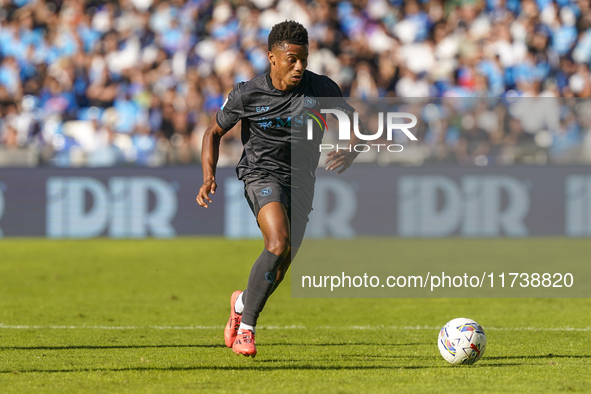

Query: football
<box><xmin>437</xmin><ymin>318</ymin><xmax>487</xmax><ymax>365</ymax></box>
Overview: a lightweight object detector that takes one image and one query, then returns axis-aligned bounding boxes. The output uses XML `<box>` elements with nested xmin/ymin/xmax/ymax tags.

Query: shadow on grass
<box><xmin>0</xmin><ymin>344</ymin><xmax>226</xmax><ymax>351</ymax></box>
<box><xmin>264</xmin><ymin>342</ymin><xmax>431</xmax><ymax>347</ymax></box>
<box><xmin>486</xmin><ymin>354</ymin><xmax>591</xmax><ymax>360</ymax></box>
<box><xmin>0</xmin><ymin>362</ymin><xmax>525</xmax><ymax>374</ymax></box>
<box><xmin>0</xmin><ymin>343</ymin><xmax>429</xmax><ymax>351</ymax></box>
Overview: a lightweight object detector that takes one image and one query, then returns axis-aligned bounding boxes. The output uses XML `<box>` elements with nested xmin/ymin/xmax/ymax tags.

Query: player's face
<box><xmin>269</xmin><ymin>43</ymin><xmax>308</xmax><ymax>90</ymax></box>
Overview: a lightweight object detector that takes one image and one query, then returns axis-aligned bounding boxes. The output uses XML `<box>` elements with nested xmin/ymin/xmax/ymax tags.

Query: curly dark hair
<box><xmin>268</xmin><ymin>20</ymin><xmax>309</xmax><ymax>51</ymax></box>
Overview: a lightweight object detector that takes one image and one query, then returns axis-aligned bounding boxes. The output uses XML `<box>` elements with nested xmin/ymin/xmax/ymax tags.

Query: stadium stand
<box><xmin>1</xmin><ymin>0</ymin><xmax>591</xmax><ymax>167</ymax></box>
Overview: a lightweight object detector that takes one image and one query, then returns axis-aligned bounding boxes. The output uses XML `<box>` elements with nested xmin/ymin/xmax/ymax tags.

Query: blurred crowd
<box><xmin>341</xmin><ymin>96</ymin><xmax>591</xmax><ymax>166</ymax></box>
<box><xmin>2</xmin><ymin>0</ymin><xmax>591</xmax><ymax>167</ymax></box>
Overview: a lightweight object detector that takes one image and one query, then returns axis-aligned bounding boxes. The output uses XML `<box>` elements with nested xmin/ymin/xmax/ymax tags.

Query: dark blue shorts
<box><xmin>243</xmin><ymin>178</ymin><xmax>312</xmax><ymax>249</ymax></box>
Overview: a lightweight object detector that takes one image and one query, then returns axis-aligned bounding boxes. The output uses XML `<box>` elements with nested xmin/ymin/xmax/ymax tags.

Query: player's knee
<box><xmin>265</xmin><ymin>237</ymin><xmax>290</xmax><ymax>257</ymax></box>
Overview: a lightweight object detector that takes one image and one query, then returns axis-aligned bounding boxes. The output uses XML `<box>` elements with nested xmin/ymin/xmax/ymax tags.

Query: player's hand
<box><xmin>324</xmin><ymin>150</ymin><xmax>358</xmax><ymax>174</ymax></box>
<box><xmin>196</xmin><ymin>179</ymin><xmax>217</xmax><ymax>208</ymax></box>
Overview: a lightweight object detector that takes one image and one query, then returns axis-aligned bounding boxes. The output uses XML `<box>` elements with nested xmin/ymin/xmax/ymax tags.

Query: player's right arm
<box><xmin>196</xmin><ymin>116</ymin><xmax>229</xmax><ymax>208</ymax></box>
<box><xmin>196</xmin><ymin>83</ymin><xmax>245</xmax><ymax>208</ymax></box>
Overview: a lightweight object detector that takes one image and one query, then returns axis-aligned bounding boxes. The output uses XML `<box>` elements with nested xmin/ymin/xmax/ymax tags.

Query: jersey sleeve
<box><xmin>216</xmin><ymin>83</ymin><xmax>245</xmax><ymax>131</ymax></box>
<box><xmin>322</xmin><ymin>76</ymin><xmax>356</xmax><ymax>115</ymax></box>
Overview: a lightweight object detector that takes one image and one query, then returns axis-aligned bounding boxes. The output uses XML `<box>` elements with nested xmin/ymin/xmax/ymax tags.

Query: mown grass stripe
<box><xmin>1</xmin><ymin>324</ymin><xmax>590</xmax><ymax>331</ymax></box>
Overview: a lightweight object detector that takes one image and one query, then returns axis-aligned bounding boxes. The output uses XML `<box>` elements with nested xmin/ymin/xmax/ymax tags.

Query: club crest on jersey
<box><xmin>260</xmin><ymin>187</ymin><xmax>272</xmax><ymax>197</ymax></box>
<box><xmin>303</xmin><ymin>96</ymin><xmax>316</xmax><ymax>108</ymax></box>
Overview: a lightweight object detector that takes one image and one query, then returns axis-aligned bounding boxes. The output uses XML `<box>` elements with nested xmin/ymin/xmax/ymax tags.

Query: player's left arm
<box><xmin>324</xmin><ymin>116</ymin><xmax>364</xmax><ymax>174</ymax></box>
<box><xmin>322</xmin><ymin>76</ymin><xmax>362</xmax><ymax>174</ymax></box>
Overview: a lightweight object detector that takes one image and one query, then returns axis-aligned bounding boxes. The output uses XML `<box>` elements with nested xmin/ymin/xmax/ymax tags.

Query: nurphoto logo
<box><xmin>305</xmin><ymin>109</ymin><xmax>418</xmax><ymax>153</ymax></box>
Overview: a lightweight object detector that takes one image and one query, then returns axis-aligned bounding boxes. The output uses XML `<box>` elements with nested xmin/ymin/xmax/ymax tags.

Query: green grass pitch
<box><xmin>0</xmin><ymin>238</ymin><xmax>590</xmax><ymax>393</ymax></box>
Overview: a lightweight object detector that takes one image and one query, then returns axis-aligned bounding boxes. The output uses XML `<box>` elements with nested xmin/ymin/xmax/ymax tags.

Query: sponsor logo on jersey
<box><xmin>258</xmin><ymin>119</ymin><xmax>274</xmax><ymax>129</ymax></box>
<box><xmin>257</xmin><ymin>117</ymin><xmax>293</xmax><ymax>129</ymax></box>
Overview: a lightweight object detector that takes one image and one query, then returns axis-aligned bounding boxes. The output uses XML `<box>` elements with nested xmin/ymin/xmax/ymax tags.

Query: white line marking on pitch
<box><xmin>0</xmin><ymin>324</ymin><xmax>590</xmax><ymax>331</ymax></box>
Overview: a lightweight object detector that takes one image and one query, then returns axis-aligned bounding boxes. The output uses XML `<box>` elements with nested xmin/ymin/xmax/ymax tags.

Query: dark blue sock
<box><xmin>241</xmin><ymin>249</ymin><xmax>284</xmax><ymax>327</ymax></box>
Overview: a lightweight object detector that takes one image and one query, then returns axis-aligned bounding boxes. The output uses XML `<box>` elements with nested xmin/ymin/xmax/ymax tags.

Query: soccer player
<box><xmin>196</xmin><ymin>20</ymin><xmax>358</xmax><ymax>357</ymax></box>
